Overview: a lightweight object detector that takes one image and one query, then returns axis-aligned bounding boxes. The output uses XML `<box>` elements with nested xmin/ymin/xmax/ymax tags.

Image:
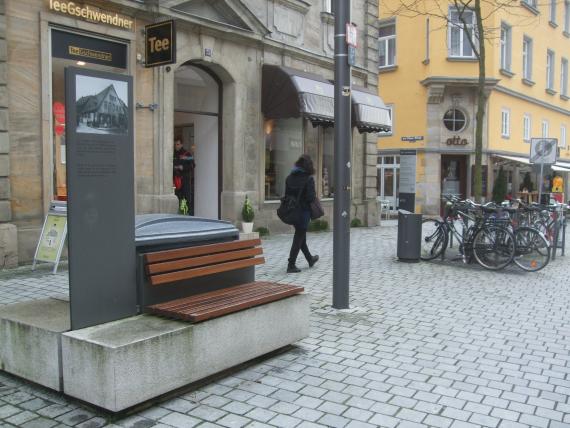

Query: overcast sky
<box><xmin>76</xmin><ymin>75</ymin><xmax>128</xmax><ymax>106</ymax></box>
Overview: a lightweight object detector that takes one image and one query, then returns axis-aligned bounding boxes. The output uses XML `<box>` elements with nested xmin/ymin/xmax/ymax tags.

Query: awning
<box><xmin>495</xmin><ymin>154</ymin><xmax>570</xmax><ymax>171</ymax></box>
<box><xmin>352</xmin><ymin>87</ymin><xmax>392</xmax><ymax>133</ymax></box>
<box><xmin>262</xmin><ymin>64</ymin><xmax>334</xmax><ymax>127</ymax></box>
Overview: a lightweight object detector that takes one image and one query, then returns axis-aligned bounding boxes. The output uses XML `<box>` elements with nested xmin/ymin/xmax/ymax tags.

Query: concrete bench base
<box><xmin>0</xmin><ymin>298</ymin><xmax>70</xmax><ymax>391</ymax></box>
<box><xmin>62</xmin><ymin>293</ymin><xmax>309</xmax><ymax>412</ymax></box>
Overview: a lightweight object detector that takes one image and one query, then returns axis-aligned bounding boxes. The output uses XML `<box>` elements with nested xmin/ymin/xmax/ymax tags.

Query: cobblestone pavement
<box><xmin>1</xmin><ymin>224</ymin><xmax>570</xmax><ymax>428</ymax></box>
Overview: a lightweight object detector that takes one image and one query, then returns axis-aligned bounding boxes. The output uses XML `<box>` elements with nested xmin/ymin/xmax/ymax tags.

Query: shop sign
<box><xmin>52</xmin><ymin>29</ymin><xmax>128</xmax><ymax>69</ymax></box>
<box><xmin>48</xmin><ymin>0</ymin><xmax>134</xmax><ymax>31</ymax></box>
<box><xmin>401</xmin><ymin>136</ymin><xmax>424</xmax><ymax>142</ymax></box>
<box><xmin>446</xmin><ymin>136</ymin><xmax>468</xmax><ymax>146</ymax></box>
<box><xmin>145</xmin><ymin>20</ymin><xmax>176</xmax><ymax>67</ymax></box>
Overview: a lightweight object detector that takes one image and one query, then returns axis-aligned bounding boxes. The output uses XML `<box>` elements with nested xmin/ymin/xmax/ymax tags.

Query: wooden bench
<box><xmin>143</xmin><ymin>238</ymin><xmax>304</xmax><ymax>322</ymax></box>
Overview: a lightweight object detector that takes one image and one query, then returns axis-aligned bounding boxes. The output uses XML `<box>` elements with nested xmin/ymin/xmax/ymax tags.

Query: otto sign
<box><xmin>446</xmin><ymin>136</ymin><xmax>468</xmax><ymax>146</ymax></box>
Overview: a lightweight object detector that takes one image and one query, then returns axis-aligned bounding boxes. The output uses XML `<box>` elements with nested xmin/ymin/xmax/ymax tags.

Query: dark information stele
<box><xmin>65</xmin><ymin>67</ymin><xmax>136</xmax><ymax>330</ymax></box>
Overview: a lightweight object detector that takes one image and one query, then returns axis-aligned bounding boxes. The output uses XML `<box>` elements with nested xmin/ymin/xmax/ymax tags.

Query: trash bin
<box><xmin>135</xmin><ymin>214</ymin><xmax>242</xmax><ymax>310</ymax></box>
<box><xmin>397</xmin><ymin>210</ymin><xmax>422</xmax><ymax>262</ymax></box>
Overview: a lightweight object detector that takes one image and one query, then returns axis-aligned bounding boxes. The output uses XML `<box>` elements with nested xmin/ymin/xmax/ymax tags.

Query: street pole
<box><xmin>333</xmin><ymin>0</ymin><xmax>351</xmax><ymax>309</ymax></box>
<box><xmin>538</xmin><ymin>160</ymin><xmax>544</xmax><ymax>204</ymax></box>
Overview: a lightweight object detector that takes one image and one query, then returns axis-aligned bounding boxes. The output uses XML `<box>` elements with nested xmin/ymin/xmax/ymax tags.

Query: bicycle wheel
<box><xmin>472</xmin><ymin>225</ymin><xmax>515</xmax><ymax>270</ymax></box>
<box><xmin>513</xmin><ymin>227</ymin><xmax>550</xmax><ymax>272</ymax></box>
<box><xmin>420</xmin><ymin>219</ymin><xmax>448</xmax><ymax>260</ymax></box>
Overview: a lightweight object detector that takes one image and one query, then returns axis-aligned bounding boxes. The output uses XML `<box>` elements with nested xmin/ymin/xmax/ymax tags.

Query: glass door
<box><xmin>377</xmin><ymin>156</ymin><xmax>400</xmax><ymax>210</ymax></box>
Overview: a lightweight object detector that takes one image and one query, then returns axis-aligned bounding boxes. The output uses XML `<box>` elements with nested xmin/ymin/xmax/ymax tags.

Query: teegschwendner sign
<box><xmin>48</xmin><ymin>0</ymin><xmax>134</xmax><ymax>30</ymax></box>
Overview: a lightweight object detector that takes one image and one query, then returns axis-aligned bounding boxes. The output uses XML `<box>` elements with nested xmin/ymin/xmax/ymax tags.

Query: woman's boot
<box><xmin>287</xmin><ymin>259</ymin><xmax>301</xmax><ymax>273</ymax></box>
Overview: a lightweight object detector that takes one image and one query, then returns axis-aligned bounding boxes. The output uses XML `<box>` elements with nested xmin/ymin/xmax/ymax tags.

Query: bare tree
<box><xmin>384</xmin><ymin>0</ymin><xmax>537</xmax><ymax>202</ymax></box>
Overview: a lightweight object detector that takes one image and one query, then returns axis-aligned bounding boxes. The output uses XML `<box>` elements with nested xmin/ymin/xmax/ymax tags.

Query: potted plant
<box><xmin>241</xmin><ymin>195</ymin><xmax>255</xmax><ymax>233</ymax></box>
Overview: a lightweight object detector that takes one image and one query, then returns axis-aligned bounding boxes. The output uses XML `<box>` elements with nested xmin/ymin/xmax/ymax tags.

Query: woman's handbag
<box><xmin>277</xmin><ymin>184</ymin><xmax>305</xmax><ymax>225</ymax></box>
<box><xmin>310</xmin><ymin>198</ymin><xmax>324</xmax><ymax>220</ymax></box>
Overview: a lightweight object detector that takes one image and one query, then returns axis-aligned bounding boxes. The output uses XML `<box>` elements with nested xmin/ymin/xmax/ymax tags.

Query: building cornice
<box><xmin>494</xmin><ymin>85</ymin><xmax>570</xmax><ymax>116</ymax></box>
<box><xmin>420</xmin><ymin>76</ymin><xmax>500</xmax><ymax>104</ymax></box>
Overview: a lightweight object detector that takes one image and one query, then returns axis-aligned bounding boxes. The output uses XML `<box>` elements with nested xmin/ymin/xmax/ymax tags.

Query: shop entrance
<box><xmin>441</xmin><ymin>154</ymin><xmax>467</xmax><ymax>211</ymax></box>
<box><xmin>174</xmin><ymin>64</ymin><xmax>221</xmax><ymax>219</ymax></box>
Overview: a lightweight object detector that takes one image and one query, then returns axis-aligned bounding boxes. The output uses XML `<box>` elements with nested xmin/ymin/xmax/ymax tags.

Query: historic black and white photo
<box><xmin>75</xmin><ymin>75</ymin><xmax>128</xmax><ymax>135</ymax></box>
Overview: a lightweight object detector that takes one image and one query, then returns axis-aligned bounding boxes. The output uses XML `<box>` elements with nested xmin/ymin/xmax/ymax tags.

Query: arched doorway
<box><xmin>173</xmin><ymin>63</ymin><xmax>222</xmax><ymax>219</ymax></box>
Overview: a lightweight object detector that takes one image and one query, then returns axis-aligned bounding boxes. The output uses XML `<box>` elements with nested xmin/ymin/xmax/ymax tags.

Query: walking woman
<box><xmin>285</xmin><ymin>154</ymin><xmax>319</xmax><ymax>273</ymax></box>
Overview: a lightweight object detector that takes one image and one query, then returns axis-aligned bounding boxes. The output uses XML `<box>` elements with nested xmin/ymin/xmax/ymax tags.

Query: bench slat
<box><xmin>147</xmin><ymin>247</ymin><xmax>263</xmax><ymax>275</ymax></box>
<box><xmin>156</xmin><ymin>282</ymin><xmax>285</xmax><ymax>313</ymax></box>
<box><xmin>149</xmin><ymin>257</ymin><xmax>265</xmax><ymax>286</ymax></box>
<box><xmin>145</xmin><ymin>238</ymin><xmax>261</xmax><ymax>264</ymax></box>
<box><xmin>147</xmin><ymin>282</ymin><xmax>304</xmax><ymax>322</ymax></box>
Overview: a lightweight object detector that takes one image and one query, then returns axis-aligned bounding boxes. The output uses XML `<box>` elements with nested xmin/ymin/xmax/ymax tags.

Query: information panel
<box><xmin>65</xmin><ymin>67</ymin><xmax>136</xmax><ymax>330</ymax></box>
<box><xmin>399</xmin><ymin>149</ymin><xmax>417</xmax><ymax>212</ymax></box>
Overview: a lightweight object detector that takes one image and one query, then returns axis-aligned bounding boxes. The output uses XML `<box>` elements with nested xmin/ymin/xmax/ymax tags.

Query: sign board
<box><xmin>399</xmin><ymin>150</ymin><xmax>417</xmax><ymax>212</ymax></box>
<box><xmin>65</xmin><ymin>67</ymin><xmax>136</xmax><ymax>330</ymax></box>
<box><xmin>48</xmin><ymin>0</ymin><xmax>134</xmax><ymax>31</ymax></box>
<box><xmin>348</xmin><ymin>45</ymin><xmax>356</xmax><ymax>66</ymax></box>
<box><xmin>346</xmin><ymin>23</ymin><xmax>358</xmax><ymax>47</ymax></box>
<box><xmin>145</xmin><ymin>20</ymin><xmax>176</xmax><ymax>67</ymax></box>
<box><xmin>401</xmin><ymin>136</ymin><xmax>424</xmax><ymax>142</ymax></box>
<box><xmin>32</xmin><ymin>201</ymin><xmax>68</xmax><ymax>274</ymax></box>
<box><xmin>530</xmin><ymin>138</ymin><xmax>558</xmax><ymax>164</ymax></box>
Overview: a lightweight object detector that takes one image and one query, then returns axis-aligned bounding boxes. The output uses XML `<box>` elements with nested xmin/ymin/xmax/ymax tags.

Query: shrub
<box><xmin>242</xmin><ymin>195</ymin><xmax>254</xmax><ymax>222</ymax></box>
<box><xmin>255</xmin><ymin>226</ymin><xmax>270</xmax><ymax>237</ymax></box>
<box><xmin>492</xmin><ymin>167</ymin><xmax>508</xmax><ymax>203</ymax></box>
<box><xmin>308</xmin><ymin>219</ymin><xmax>329</xmax><ymax>232</ymax></box>
<box><xmin>350</xmin><ymin>218</ymin><xmax>362</xmax><ymax>227</ymax></box>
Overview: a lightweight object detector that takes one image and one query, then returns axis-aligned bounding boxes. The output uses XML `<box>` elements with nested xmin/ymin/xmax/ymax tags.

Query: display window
<box><xmin>50</xmin><ymin>29</ymin><xmax>128</xmax><ymax>199</ymax></box>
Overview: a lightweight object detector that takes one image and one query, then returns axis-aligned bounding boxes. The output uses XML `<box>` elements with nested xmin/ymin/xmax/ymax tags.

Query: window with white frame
<box><xmin>523</xmin><ymin>114</ymin><xmax>531</xmax><ymax>141</ymax></box>
<box><xmin>547</xmin><ymin>50</ymin><xmax>555</xmax><ymax>90</ymax></box>
<box><xmin>448</xmin><ymin>8</ymin><xmax>477</xmax><ymax>58</ymax></box>
<box><xmin>378</xmin><ymin>105</ymin><xmax>393</xmax><ymax>136</ymax></box>
<box><xmin>542</xmin><ymin>120</ymin><xmax>549</xmax><ymax>137</ymax></box>
<box><xmin>561</xmin><ymin>125</ymin><xmax>567</xmax><ymax>148</ymax></box>
<box><xmin>500</xmin><ymin>23</ymin><xmax>512</xmax><ymax>71</ymax></box>
<box><xmin>323</xmin><ymin>0</ymin><xmax>332</xmax><ymax>14</ymax></box>
<box><xmin>550</xmin><ymin>0</ymin><xmax>557</xmax><ymax>23</ymax></box>
<box><xmin>379</xmin><ymin>21</ymin><xmax>396</xmax><ymax>68</ymax></box>
<box><xmin>564</xmin><ymin>1</ymin><xmax>570</xmax><ymax>33</ymax></box>
<box><xmin>523</xmin><ymin>0</ymin><xmax>537</xmax><ymax>8</ymax></box>
<box><xmin>562</xmin><ymin>58</ymin><xmax>569</xmax><ymax>96</ymax></box>
<box><xmin>501</xmin><ymin>109</ymin><xmax>510</xmax><ymax>138</ymax></box>
<box><xmin>523</xmin><ymin>37</ymin><xmax>533</xmax><ymax>81</ymax></box>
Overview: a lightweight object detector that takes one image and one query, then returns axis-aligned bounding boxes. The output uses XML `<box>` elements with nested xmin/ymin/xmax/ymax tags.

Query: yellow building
<box><xmin>378</xmin><ymin>0</ymin><xmax>570</xmax><ymax>214</ymax></box>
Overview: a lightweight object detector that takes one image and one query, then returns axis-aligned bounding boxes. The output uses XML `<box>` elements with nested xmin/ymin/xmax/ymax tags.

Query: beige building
<box><xmin>0</xmin><ymin>0</ymin><xmax>390</xmax><ymax>266</ymax></box>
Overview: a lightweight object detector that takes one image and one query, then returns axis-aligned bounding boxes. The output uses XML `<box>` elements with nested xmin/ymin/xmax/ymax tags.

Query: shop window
<box><xmin>264</xmin><ymin>118</ymin><xmax>303</xmax><ymax>201</ymax></box>
<box><xmin>377</xmin><ymin>155</ymin><xmax>400</xmax><ymax>210</ymax></box>
<box><xmin>379</xmin><ymin>21</ymin><xmax>396</xmax><ymax>68</ymax></box>
<box><xmin>443</xmin><ymin>108</ymin><xmax>467</xmax><ymax>132</ymax></box>
<box><xmin>321</xmin><ymin>127</ymin><xmax>334</xmax><ymax>198</ymax></box>
<box><xmin>50</xmin><ymin>29</ymin><xmax>128</xmax><ymax>200</ymax></box>
<box><xmin>448</xmin><ymin>7</ymin><xmax>478</xmax><ymax>58</ymax></box>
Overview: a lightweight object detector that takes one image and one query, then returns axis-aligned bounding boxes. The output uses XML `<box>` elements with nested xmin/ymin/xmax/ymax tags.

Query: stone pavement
<box><xmin>1</xmin><ymin>224</ymin><xmax>570</xmax><ymax>428</ymax></box>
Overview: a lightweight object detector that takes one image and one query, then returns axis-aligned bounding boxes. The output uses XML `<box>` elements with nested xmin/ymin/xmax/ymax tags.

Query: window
<box><xmin>523</xmin><ymin>37</ymin><xmax>533</xmax><ymax>80</ymax></box>
<box><xmin>378</xmin><ymin>105</ymin><xmax>393</xmax><ymax>136</ymax></box>
<box><xmin>562</xmin><ymin>58</ymin><xmax>569</xmax><ymax>96</ymax></box>
<box><xmin>542</xmin><ymin>120</ymin><xmax>549</xmax><ymax>137</ymax></box>
<box><xmin>551</xmin><ymin>0</ymin><xmax>557</xmax><ymax>23</ymax></box>
<box><xmin>443</xmin><ymin>108</ymin><xmax>467</xmax><ymax>132</ymax></box>
<box><xmin>377</xmin><ymin>156</ymin><xmax>400</xmax><ymax>210</ymax></box>
<box><xmin>547</xmin><ymin>50</ymin><xmax>555</xmax><ymax>90</ymax></box>
<box><xmin>321</xmin><ymin>127</ymin><xmax>334</xmax><ymax>198</ymax></box>
<box><xmin>561</xmin><ymin>125</ymin><xmax>567</xmax><ymax>148</ymax></box>
<box><xmin>264</xmin><ymin>118</ymin><xmax>304</xmax><ymax>200</ymax></box>
<box><xmin>448</xmin><ymin>8</ymin><xmax>477</xmax><ymax>58</ymax></box>
<box><xmin>523</xmin><ymin>114</ymin><xmax>531</xmax><ymax>141</ymax></box>
<box><xmin>501</xmin><ymin>109</ymin><xmax>510</xmax><ymax>138</ymax></box>
<box><xmin>523</xmin><ymin>0</ymin><xmax>537</xmax><ymax>8</ymax></box>
<box><xmin>564</xmin><ymin>1</ymin><xmax>570</xmax><ymax>33</ymax></box>
<box><xmin>500</xmin><ymin>23</ymin><xmax>512</xmax><ymax>71</ymax></box>
<box><xmin>379</xmin><ymin>22</ymin><xmax>396</xmax><ymax>68</ymax></box>
<box><xmin>323</xmin><ymin>0</ymin><xmax>333</xmax><ymax>14</ymax></box>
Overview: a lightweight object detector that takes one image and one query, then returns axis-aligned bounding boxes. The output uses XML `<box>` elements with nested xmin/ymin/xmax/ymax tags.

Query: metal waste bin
<box><xmin>397</xmin><ymin>210</ymin><xmax>422</xmax><ymax>262</ymax></box>
<box><xmin>135</xmin><ymin>214</ymin><xmax>241</xmax><ymax>310</ymax></box>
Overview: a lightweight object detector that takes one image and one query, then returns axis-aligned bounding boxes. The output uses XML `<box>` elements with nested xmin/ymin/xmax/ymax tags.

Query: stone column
<box><xmin>0</xmin><ymin>0</ymin><xmax>17</xmax><ymax>267</ymax></box>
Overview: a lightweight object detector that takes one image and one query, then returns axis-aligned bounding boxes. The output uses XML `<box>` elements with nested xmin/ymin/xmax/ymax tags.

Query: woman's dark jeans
<box><xmin>289</xmin><ymin>227</ymin><xmax>311</xmax><ymax>265</ymax></box>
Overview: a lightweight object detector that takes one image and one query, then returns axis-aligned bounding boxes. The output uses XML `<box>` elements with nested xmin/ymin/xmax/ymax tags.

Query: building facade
<box><xmin>378</xmin><ymin>0</ymin><xmax>570</xmax><ymax>214</ymax></box>
<box><xmin>0</xmin><ymin>0</ymin><xmax>389</xmax><ymax>266</ymax></box>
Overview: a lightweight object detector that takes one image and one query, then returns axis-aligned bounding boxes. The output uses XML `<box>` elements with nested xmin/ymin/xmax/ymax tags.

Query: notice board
<box><xmin>65</xmin><ymin>67</ymin><xmax>136</xmax><ymax>330</ymax></box>
<box><xmin>399</xmin><ymin>150</ymin><xmax>417</xmax><ymax>212</ymax></box>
